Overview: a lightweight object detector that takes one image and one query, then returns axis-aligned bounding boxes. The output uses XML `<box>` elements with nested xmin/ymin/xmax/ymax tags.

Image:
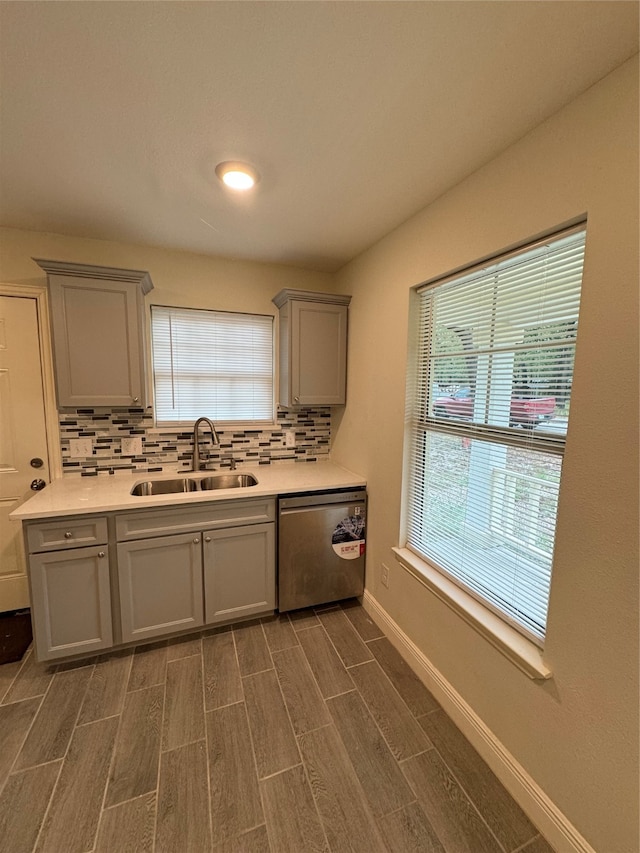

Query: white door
<box><xmin>0</xmin><ymin>295</ymin><xmax>51</xmax><ymax>612</ymax></box>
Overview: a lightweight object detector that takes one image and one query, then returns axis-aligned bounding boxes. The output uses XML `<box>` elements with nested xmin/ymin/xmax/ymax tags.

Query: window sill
<box><xmin>392</xmin><ymin>547</ymin><xmax>552</xmax><ymax>680</ymax></box>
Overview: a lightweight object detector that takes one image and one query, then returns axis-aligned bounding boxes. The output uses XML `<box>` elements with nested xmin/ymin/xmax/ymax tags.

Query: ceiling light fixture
<box><xmin>215</xmin><ymin>161</ymin><xmax>260</xmax><ymax>191</ymax></box>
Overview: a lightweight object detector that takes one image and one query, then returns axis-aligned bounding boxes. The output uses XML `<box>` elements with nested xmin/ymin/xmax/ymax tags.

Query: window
<box><xmin>404</xmin><ymin>224</ymin><xmax>586</xmax><ymax>645</ymax></box>
<box><xmin>151</xmin><ymin>305</ymin><xmax>274</xmax><ymax>425</ymax></box>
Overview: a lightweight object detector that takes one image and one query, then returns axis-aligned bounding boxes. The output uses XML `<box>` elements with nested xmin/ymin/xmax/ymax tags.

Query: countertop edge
<box><xmin>10</xmin><ymin>462</ymin><xmax>366</xmax><ymax>521</ymax></box>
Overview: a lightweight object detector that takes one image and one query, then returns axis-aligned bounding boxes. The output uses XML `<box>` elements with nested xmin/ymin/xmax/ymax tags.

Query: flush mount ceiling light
<box><xmin>215</xmin><ymin>161</ymin><xmax>260</xmax><ymax>191</ymax></box>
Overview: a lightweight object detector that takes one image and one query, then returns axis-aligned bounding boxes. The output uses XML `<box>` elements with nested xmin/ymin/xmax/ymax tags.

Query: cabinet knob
<box><xmin>64</xmin><ymin>531</ymin><xmax>73</xmax><ymax>539</ymax></box>
<box><xmin>98</xmin><ymin>551</ymin><xmax>105</xmax><ymax>558</ymax></box>
<box><xmin>193</xmin><ymin>538</ymin><xmax>200</xmax><ymax>544</ymax></box>
<box><xmin>204</xmin><ymin>536</ymin><xmax>211</xmax><ymax>542</ymax></box>
<box><xmin>294</xmin><ymin>396</ymin><xmax>300</xmax><ymax>403</ymax></box>
<box><xmin>132</xmin><ymin>396</ymin><xmax>139</xmax><ymax>404</ymax></box>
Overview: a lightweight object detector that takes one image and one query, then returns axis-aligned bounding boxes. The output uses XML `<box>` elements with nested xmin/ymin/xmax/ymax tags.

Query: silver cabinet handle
<box><xmin>204</xmin><ymin>536</ymin><xmax>211</xmax><ymax>542</ymax></box>
<box><xmin>98</xmin><ymin>551</ymin><xmax>105</xmax><ymax>558</ymax></box>
<box><xmin>64</xmin><ymin>531</ymin><xmax>73</xmax><ymax>539</ymax></box>
<box><xmin>193</xmin><ymin>538</ymin><xmax>200</xmax><ymax>544</ymax></box>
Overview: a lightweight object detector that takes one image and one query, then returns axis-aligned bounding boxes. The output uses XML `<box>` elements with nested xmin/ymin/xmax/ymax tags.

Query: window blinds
<box><xmin>405</xmin><ymin>225</ymin><xmax>586</xmax><ymax>643</ymax></box>
<box><xmin>151</xmin><ymin>306</ymin><xmax>274</xmax><ymax>425</ymax></box>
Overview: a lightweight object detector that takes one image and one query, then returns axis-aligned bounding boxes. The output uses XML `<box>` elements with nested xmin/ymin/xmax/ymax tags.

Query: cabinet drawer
<box><xmin>115</xmin><ymin>498</ymin><xmax>276</xmax><ymax>541</ymax></box>
<box><xmin>27</xmin><ymin>516</ymin><xmax>108</xmax><ymax>553</ymax></box>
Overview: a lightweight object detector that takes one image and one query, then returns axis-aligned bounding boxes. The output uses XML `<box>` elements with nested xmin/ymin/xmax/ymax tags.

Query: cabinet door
<box><xmin>29</xmin><ymin>545</ymin><xmax>112</xmax><ymax>661</ymax></box>
<box><xmin>203</xmin><ymin>522</ymin><xmax>275</xmax><ymax>624</ymax></box>
<box><xmin>290</xmin><ymin>301</ymin><xmax>347</xmax><ymax>405</ymax></box>
<box><xmin>117</xmin><ymin>533</ymin><xmax>203</xmax><ymax>643</ymax></box>
<box><xmin>48</xmin><ymin>276</ymin><xmax>146</xmax><ymax>407</ymax></box>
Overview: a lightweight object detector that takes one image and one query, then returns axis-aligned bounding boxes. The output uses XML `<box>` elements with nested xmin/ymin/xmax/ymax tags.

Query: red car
<box><xmin>433</xmin><ymin>387</ymin><xmax>555</xmax><ymax>428</ymax></box>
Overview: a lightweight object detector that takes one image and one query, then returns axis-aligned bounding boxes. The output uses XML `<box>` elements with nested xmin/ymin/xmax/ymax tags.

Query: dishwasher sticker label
<box><xmin>331</xmin><ymin>516</ymin><xmax>366</xmax><ymax>560</ymax></box>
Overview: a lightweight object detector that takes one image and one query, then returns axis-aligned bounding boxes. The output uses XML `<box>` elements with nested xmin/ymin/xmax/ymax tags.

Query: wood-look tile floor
<box><xmin>0</xmin><ymin>600</ymin><xmax>556</xmax><ymax>853</ymax></box>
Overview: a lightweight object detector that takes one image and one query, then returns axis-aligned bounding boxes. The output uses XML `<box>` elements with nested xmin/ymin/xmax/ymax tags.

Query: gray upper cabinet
<box><xmin>34</xmin><ymin>258</ymin><xmax>154</xmax><ymax>407</ymax></box>
<box><xmin>272</xmin><ymin>289</ymin><xmax>351</xmax><ymax>406</ymax></box>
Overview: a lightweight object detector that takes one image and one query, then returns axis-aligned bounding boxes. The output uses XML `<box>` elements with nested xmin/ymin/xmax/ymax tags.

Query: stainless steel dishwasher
<box><xmin>278</xmin><ymin>488</ymin><xmax>366</xmax><ymax>612</ymax></box>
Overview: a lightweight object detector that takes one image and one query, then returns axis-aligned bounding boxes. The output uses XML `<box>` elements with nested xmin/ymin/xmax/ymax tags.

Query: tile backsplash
<box><xmin>59</xmin><ymin>407</ymin><xmax>331</xmax><ymax>476</ymax></box>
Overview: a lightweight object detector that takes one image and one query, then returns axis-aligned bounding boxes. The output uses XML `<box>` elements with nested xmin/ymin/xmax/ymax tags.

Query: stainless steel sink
<box><xmin>130</xmin><ymin>478</ymin><xmax>199</xmax><ymax>496</ymax></box>
<box><xmin>130</xmin><ymin>473</ymin><xmax>258</xmax><ymax>496</ymax></box>
<box><xmin>199</xmin><ymin>473</ymin><xmax>258</xmax><ymax>490</ymax></box>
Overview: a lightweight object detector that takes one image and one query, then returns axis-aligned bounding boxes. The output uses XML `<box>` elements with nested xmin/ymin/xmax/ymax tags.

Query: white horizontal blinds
<box><xmin>406</xmin><ymin>225</ymin><xmax>586</xmax><ymax>643</ymax></box>
<box><xmin>426</xmin><ymin>228</ymin><xmax>585</xmax><ymax>447</ymax></box>
<box><xmin>152</xmin><ymin>306</ymin><xmax>274</xmax><ymax>424</ymax></box>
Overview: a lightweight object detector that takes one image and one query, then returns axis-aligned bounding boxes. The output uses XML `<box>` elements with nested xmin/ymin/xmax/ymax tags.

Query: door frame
<box><xmin>0</xmin><ymin>282</ymin><xmax>62</xmax><ymax>478</ymax></box>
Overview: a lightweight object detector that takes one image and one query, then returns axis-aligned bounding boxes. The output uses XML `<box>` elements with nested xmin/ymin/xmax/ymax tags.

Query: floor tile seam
<box><xmin>260</xmin><ymin>643</ymin><xmax>305</xmax><ymax>773</ymax></box>
<box><xmin>340</xmin><ymin>604</ymin><xmax>386</xmax><ymax>644</ymax></box>
<box><xmin>290</xmin><ymin>619</ymin><xmax>320</xmax><ymax>633</ymax></box>
<box><xmin>149</xmin><ymin>672</ymin><xmax>169</xmax><ymax>853</ymax></box>
<box><xmin>199</xmin><ymin>647</ymin><xmax>216</xmax><ymax>853</ymax></box>
<box><xmin>95</xmin><ymin>672</ymin><xmax>150</xmax><ymax>833</ymax></box>
<box><xmin>2</xmin><ymin>649</ymin><xmax>57</xmax><ymax>707</ymax></box>
<box><xmin>344</xmin><ymin>665</ymin><xmax>433</xmax><ymax>765</ymax></box>
<box><xmin>372</xmin><ymin>797</ymin><xmax>420</xmax><ymax>823</ymax></box>
<box><xmin>124</xmin><ymin>679</ymin><xmax>165</xmax><ymax>694</ymax></box>
<box><xmin>0</xmin><ymin>692</ymin><xmax>46</xmax><ymax>795</ymax></box>
<box><xmin>256</xmin><ymin>760</ymin><xmax>304</xmax><ymax>783</ymax></box>
<box><xmin>162</xmin><ymin>653</ymin><xmax>207</xmax><ymax>752</ymax></box>
<box><xmin>420</xmin><ymin>737</ymin><xmax>521</xmax><ymax>851</ymax></box>
<box><xmin>159</xmin><ymin>733</ymin><xmax>207</xmax><ymax>755</ymax></box>
<box><xmin>235</xmin><ymin>616</ymin><xmax>274</xmax><ymax>679</ymax></box>
<box><xmin>27</xmin><ymin>754</ymin><xmax>65</xmax><ymax>853</ymax></box>
<box><xmin>58</xmin><ymin>717</ymin><xmax>120</xmax><ymax>853</ymax></box>
<box><xmin>400</xmin><ymin>745</ymin><xmax>510</xmax><ymax>853</ymax></box>
<box><xmin>0</xmin><ymin>752</ymin><xmax>63</xmax><ymax>788</ymax></box>
<box><xmin>165</xmin><ymin>648</ymin><xmax>202</xmax><ymax>663</ymax></box>
<box><xmin>347</xmin><ymin>655</ymin><xmax>437</xmax><ymax>742</ymax></box>
<box><xmin>238</xmin><ymin>663</ymin><xmax>275</xmax><ymax>679</ymax></box>
<box><xmin>236</xmin><ymin>696</ymin><xmax>268</xmax><ymax>828</ymax></box>
<box><xmin>511</xmin><ymin>835</ymin><xmax>545</xmax><ymax>853</ymax></box>
<box><xmin>270</xmin><ymin>642</ymin><xmax>334</xmax><ymax>735</ymax></box>
<box><xmin>1</xmin><ymin>687</ymin><xmax>47</xmax><ymax>706</ymax></box>
<box><xmin>324</xmin><ymin>688</ymin><xmax>430</xmax><ymax>815</ymax></box>
<box><xmin>75</xmin><ymin>710</ymin><xmax>122</xmax><ymax>728</ymax></box>
<box><xmin>205</xmin><ymin>697</ymin><xmax>245</xmax><ymax>714</ymax></box>
<box><xmin>314</xmin><ymin>609</ymin><xmax>371</xmax><ymax>674</ymax></box>
<box><xmin>280</xmin><ymin>727</ymin><xmax>339</xmax><ymax>853</ymax></box>
<box><xmin>0</xmin><ymin>653</ymin><xmax>29</xmax><ymax>703</ymax></box>
<box><xmin>30</xmin><ymin>662</ymin><xmax>96</xmax><ymax>777</ymax></box>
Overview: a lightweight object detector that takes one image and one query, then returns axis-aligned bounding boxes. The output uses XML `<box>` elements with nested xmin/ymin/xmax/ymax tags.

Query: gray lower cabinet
<box><xmin>117</xmin><ymin>533</ymin><xmax>204</xmax><ymax>644</ymax></box>
<box><xmin>24</xmin><ymin>497</ymin><xmax>277</xmax><ymax>661</ymax></box>
<box><xmin>29</xmin><ymin>545</ymin><xmax>113</xmax><ymax>661</ymax></box>
<box><xmin>203</xmin><ymin>522</ymin><xmax>275</xmax><ymax>624</ymax></box>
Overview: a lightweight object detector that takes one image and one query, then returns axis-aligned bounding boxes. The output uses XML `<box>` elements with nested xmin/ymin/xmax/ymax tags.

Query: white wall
<box><xmin>332</xmin><ymin>56</ymin><xmax>639</xmax><ymax>853</ymax></box>
<box><xmin>0</xmin><ymin>228</ymin><xmax>335</xmax><ymax>316</ymax></box>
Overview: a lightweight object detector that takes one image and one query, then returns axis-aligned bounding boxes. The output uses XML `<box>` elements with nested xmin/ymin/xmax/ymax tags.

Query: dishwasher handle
<box><xmin>279</xmin><ymin>489</ymin><xmax>366</xmax><ymax>511</ymax></box>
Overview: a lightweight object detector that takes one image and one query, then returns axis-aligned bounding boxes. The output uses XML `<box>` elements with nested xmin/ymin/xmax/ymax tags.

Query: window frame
<box><xmin>150</xmin><ymin>303</ymin><xmax>276</xmax><ymax>429</ymax></box>
<box><xmin>402</xmin><ymin>223</ymin><xmax>586</xmax><ymax>648</ymax></box>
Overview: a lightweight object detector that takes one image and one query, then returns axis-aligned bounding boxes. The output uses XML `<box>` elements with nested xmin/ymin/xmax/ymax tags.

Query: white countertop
<box><xmin>10</xmin><ymin>461</ymin><xmax>366</xmax><ymax>521</ymax></box>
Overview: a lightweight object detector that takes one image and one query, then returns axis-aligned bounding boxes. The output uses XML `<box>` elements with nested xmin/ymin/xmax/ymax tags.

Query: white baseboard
<box><xmin>361</xmin><ymin>589</ymin><xmax>596</xmax><ymax>853</ymax></box>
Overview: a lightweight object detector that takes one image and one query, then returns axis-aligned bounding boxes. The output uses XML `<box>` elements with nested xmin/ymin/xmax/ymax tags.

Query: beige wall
<box><xmin>0</xmin><ymin>227</ymin><xmax>335</xmax><ymax>317</ymax></box>
<box><xmin>332</xmin><ymin>56</ymin><xmax>639</xmax><ymax>853</ymax></box>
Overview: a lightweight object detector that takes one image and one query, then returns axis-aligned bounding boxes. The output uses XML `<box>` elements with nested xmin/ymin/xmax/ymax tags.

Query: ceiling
<box><xmin>0</xmin><ymin>2</ymin><xmax>637</xmax><ymax>273</ymax></box>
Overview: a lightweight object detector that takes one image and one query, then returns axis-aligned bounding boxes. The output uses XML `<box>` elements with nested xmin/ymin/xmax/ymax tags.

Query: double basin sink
<box><xmin>131</xmin><ymin>473</ymin><xmax>258</xmax><ymax>496</ymax></box>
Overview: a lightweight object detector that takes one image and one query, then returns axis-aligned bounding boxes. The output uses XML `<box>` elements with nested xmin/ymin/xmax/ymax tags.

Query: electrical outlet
<box><xmin>69</xmin><ymin>438</ymin><xmax>93</xmax><ymax>458</ymax></box>
<box><xmin>285</xmin><ymin>430</ymin><xmax>296</xmax><ymax>448</ymax></box>
<box><xmin>381</xmin><ymin>563</ymin><xmax>390</xmax><ymax>588</ymax></box>
<box><xmin>122</xmin><ymin>436</ymin><xmax>143</xmax><ymax>456</ymax></box>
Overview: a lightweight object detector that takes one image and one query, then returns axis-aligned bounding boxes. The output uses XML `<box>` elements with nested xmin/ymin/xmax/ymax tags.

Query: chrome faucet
<box><xmin>192</xmin><ymin>417</ymin><xmax>220</xmax><ymax>471</ymax></box>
